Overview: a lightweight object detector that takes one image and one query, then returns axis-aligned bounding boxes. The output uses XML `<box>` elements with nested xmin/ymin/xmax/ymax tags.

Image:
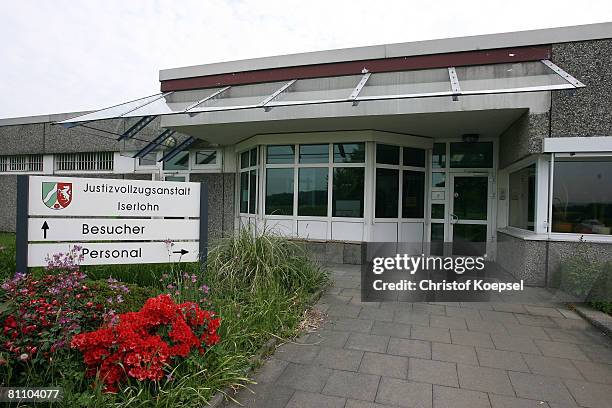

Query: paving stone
<box><xmin>371</xmin><ymin>321</ymin><xmax>412</xmax><ymax>339</ymax></box>
<box><xmin>551</xmin><ymin>317</ymin><xmax>592</xmax><ymax>331</ymax></box>
<box><xmin>534</xmin><ymin>340</ymin><xmax>590</xmax><ymax>361</ymax></box>
<box><xmin>480</xmin><ymin>310</ymin><xmax>520</xmax><ymax>324</ymax></box>
<box><xmin>564</xmin><ymin>379</ymin><xmax>612</xmax><ymax>408</ymax></box>
<box><xmin>446</xmin><ymin>306</ymin><xmax>483</xmax><ymax>320</ymax></box>
<box><xmin>508</xmin><ymin>372</ymin><xmax>575</xmax><ymax>404</ymax></box>
<box><xmin>523</xmin><ymin>355</ymin><xmax>583</xmax><ymax>380</ymax></box>
<box><xmin>285</xmin><ymin>390</ymin><xmax>346</xmax><ymax>408</ymax></box>
<box><xmin>376</xmin><ymin>377</ymin><xmax>433</xmax><ymax>408</ymax></box>
<box><xmin>475</xmin><ymin>348</ymin><xmax>529</xmax><ymax>372</ymax></box>
<box><xmin>252</xmin><ymin>358</ymin><xmax>289</xmax><ymax>383</ymax></box>
<box><xmin>350</xmin><ymin>297</ymin><xmax>381</xmax><ymax>308</ymax></box>
<box><xmin>379</xmin><ymin>301</ymin><xmax>414</xmax><ymax>311</ymax></box>
<box><xmin>387</xmin><ymin>337</ymin><xmax>432</xmax><ymax>359</ymax></box>
<box><xmin>489</xmin><ymin>394</ymin><xmax>551</xmax><ymax>408</ymax></box>
<box><xmin>276</xmin><ymin>362</ymin><xmax>333</xmax><ymax>392</ymax></box>
<box><xmin>225</xmin><ymin>383</ymin><xmax>295</xmax><ymax>408</ymax></box>
<box><xmin>347</xmin><ymin>333</ymin><xmax>390</xmax><ymax>353</ymax></box>
<box><xmin>411</xmin><ymin>326</ymin><xmax>451</xmax><ymax>343</ymax></box>
<box><xmin>334</xmin><ymin>277</ymin><xmax>361</xmax><ymax>289</ymax></box>
<box><xmin>430</xmin><ymin>315</ymin><xmax>468</xmax><ymax>330</ymax></box>
<box><xmin>307</xmin><ymin>330</ymin><xmax>350</xmax><ymax>348</ymax></box>
<box><xmin>572</xmin><ymin>360</ymin><xmax>612</xmax><ymax>384</ymax></box>
<box><xmin>327</xmin><ymin>317</ymin><xmax>374</xmax><ymax>333</ymax></box>
<box><xmin>491</xmin><ymin>303</ymin><xmax>529</xmax><ymax>314</ymax></box>
<box><xmin>503</xmin><ymin>323</ymin><xmax>551</xmax><ymax>339</ymax></box>
<box><xmin>557</xmin><ymin>309</ymin><xmax>582</xmax><ymax>320</ymax></box>
<box><xmin>340</xmin><ymin>288</ymin><xmax>362</xmax><ymax>297</ymax></box>
<box><xmin>467</xmin><ymin>319</ymin><xmax>509</xmax><ymax>335</ymax></box>
<box><xmin>433</xmin><ymin>385</ymin><xmax>491</xmax><ymax>408</ymax></box>
<box><xmin>275</xmin><ymin>342</ymin><xmax>321</xmax><ymax>364</ymax></box>
<box><xmin>524</xmin><ymin>306</ymin><xmax>564</xmax><ymax>318</ymax></box>
<box><xmin>314</xmin><ymin>347</ymin><xmax>364</xmax><ymax>371</ymax></box>
<box><xmin>322</xmin><ymin>370</ymin><xmax>380</xmax><ymax>401</ymax></box>
<box><xmin>432</xmin><ymin>342</ymin><xmax>478</xmax><ymax>365</ymax></box>
<box><xmin>345</xmin><ymin>399</ymin><xmax>397</xmax><ymax>408</ymax></box>
<box><xmin>461</xmin><ymin>302</ymin><xmax>493</xmax><ymax>310</ymax></box>
<box><xmin>457</xmin><ymin>364</ymin><xmax>514</xmax><ymax>396</ymax></box>
<box><xmin>394</xmin><ymin>311</ymin><xmax>431</xmax><ymax>326</ymax></box>
<box><xmin>359</xmin><ymin>307</ymin><xmax>394</xmax><ymax>322</ymax></box>
<box><xmin>327</xmin><ymin>304</ymin><xmax>363</xmax><ymax>318</ymax></box>
<box><xmin>579</xmin><ymin>343</ymin><xmax>612</xmax><ymax>364</ymax></box>
<box><xmin>515</xmin><ymin>314</ymin><xmax>558</xmax><ymax>328</ymax></box>
<box><xmin>543</xmin><ymin>327</ymin><xmax>598</xmax><ymax>345</ymax></box>
<box><xmin>320</xmin><ymin>294</ymin><xmax>352</xmax><ymax>305</ymax></box>
<box><xmin>491</xmin><ymin>334</ymin><xmax>541</xmax><ymax>355</ymax></box>
<box><xmin>451</xmin><ymin>329</ymin><xmax>495</xmax><ymax>348</ymax></box>
<box><xmin>358</xmin><ymin>351</ymin><xmax>409</xmax><ymax>379</ymax></box>
<box><xmin>413</xmin><ymin>303</ymin><xmax>446</xmax><ymax>315</ymax></box>
<box><xmin>409</xmin><ymin>357</ymin><xmax>458</xmax><ymax>387</ymax></box>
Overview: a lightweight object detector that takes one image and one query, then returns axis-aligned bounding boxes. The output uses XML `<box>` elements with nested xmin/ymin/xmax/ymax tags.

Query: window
<box><xmin>432</xmin><ymin>172</ymin><xmax>445</xmax><ymax>188</ymax></box>
<box><xmin>552</xmin><ymin>158</ymin><xmax>612</xmax><ymax>235</ymax></box>
<box><xmin>163</xmin><ymin>151</ymin><xmax>189</xmax><ymax>171</ymax></box>
<box><xmin>375</xmin><ymin>168</ymin><xmax>399</xmax><ymax>218</ymax></box>
<box><xmin>265</xmin><ymin>168</ymin><xmax>294</xmax><ymax>215</ymax></box>
<box><xmin>138</xmin><ymin>151</ymin><xmax>158</xmax><ymax>167</ymax></box>
<box><xmin>432</xmin><ymin>143</ymin><xmax>446</xmax><ymax>168</ymax></box>
<box><xmin>239</xmin><ymin>147</ymin><xmax>258</xmax><ymax>214</ymax></box>
<box><xmin>334</xmin><ymin>143</ymin><xmax>365</xmax><ymax>163</ymax></box>
<box><xmin>0</xmin><ymin>154</ymin><xmax>43</xmax><ymax>173</ymax></box>
<box><xmin>333</xmin><ymin>167</ymin><xmax>364</xmax><ymax>217</ymax></box>
<box><xmin>450</xmin><ymin>142</ymin><xmax>493</xmax><ymax>168</ymax></box>
<box><xmin>298</xmin><ymin>167</ymin><xmax>328</xmax><ymax>216</ymax></box>
<box><xmin>431</xmin><ymin>204</ymin><xmax>445</xmax><ymax>219</ymax></box>
<box><xmin>376</xmin><ymin>144</ymin><xmax>400</xmax><ymax>165</ymax></box>
<box><xmin>55</xmin><ymin>152</ymin><xmax>113</xmax><ymax>172</ymax></box>
<box><xmin>402</xmin><ymin>170</ymin><xmax>425</xmax><ymax>218</ymax></box>
<box><xmin>403</xmin><ymin>147</ymin><xmax>426</xmax><ymax>167</ymax></box>
<box><xmin>194</xmin><ymin>150</ymin><xmax>217</xmax><ymax>165</ymax></box>
<box><xmin>266</xmin><ymin>145</ymin><xmax>295</xmax><ymax>164</ymax></box>
<box><xmin>299</xmin><ymin>144</ymin><xmax>328</xmax><ymax>163</ymax></box>
<box><xmin>508</xmin><ymin>164</ymin><xmax>536</xmax><ymax>231</ymax></box>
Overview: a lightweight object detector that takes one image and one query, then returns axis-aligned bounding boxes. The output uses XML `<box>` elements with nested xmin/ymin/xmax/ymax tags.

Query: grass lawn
<box><xmin>0</xmin><ymin>230</ymin><xmax>329</xmax><ymax>407</ymax></box>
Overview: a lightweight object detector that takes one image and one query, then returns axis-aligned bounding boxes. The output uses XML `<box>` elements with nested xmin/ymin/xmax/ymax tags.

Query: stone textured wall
<box><xmin>189</xmin><ymin>173</ymin><xmax>235</xmax><ymax>242</ymax></box>
<box><xmin>550</xmin><ymin>39</ymin><xmax>612</xmax><ymax>137</ymax></box>
<box><xmin>496</xmin><ymin>232</ymin><xmax>548</xmax><ymax>286</ymax></box>
<box><xmin>499</xmin><ymin>112</ymin><xmax>549</xmax><ymax>168</ymax></box>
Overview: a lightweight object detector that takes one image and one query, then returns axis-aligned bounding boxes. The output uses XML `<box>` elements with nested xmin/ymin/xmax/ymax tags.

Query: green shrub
<box><xmin>206</xmin><ymin>227</ymin><xmax>328</xmax><ymax>295</ymax></box>
<box><xmin>86</xmin><ymin>279</ymin><xmax>159</xmax><ymax>314</ymax></box>
<box><xmin>0</xmin><ymin>233</ymin><xmax>16</xmax><ymax>281</ymax></box>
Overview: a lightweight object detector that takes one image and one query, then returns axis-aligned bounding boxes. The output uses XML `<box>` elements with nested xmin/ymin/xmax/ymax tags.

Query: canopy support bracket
<box><xmin>260</xmin><ymin>79</ymin><xmax>297</xmax><ymax>112</ymax></box>
<box><xmin>133</xmin><ymin>129</ymin><xmax>176</xmax><ymax>159</ymax></box>
<box><xmin>349</xmin><ymin>72</ymin><xmax>371</xmax><ymax>106</ymax></box>
<box><xmin>541</xmin><ymin>59</ymin><xmax>585</xmax><ymax>88</ymax></box>
<box><xmin>158</xmin><ymin>136</ymin><xmax>196</xmax><ymax>163</ymax></box>
<box><xmin>117</xmin><ymin>115</ymin><xmax>157</xmax><ymax>141</ymax></box>
<box><xmin>448</xmin><ymin>67</ymin><xmax>461</xmax><ymax>101</ymax></box>
<box><xmin>185</xmin><ymin>86</ymin><xmax>232</xmax><ymax>116</ymax></box>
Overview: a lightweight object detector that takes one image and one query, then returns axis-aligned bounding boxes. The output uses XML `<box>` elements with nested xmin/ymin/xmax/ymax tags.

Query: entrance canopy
<box><xmin>58</xmin><ymin>60</ymin><xmax>583</xmax><ymax>127</ymax></box>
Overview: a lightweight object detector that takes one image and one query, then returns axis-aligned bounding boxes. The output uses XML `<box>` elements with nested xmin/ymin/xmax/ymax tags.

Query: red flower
<box><xmin>71</xmin><ymin>294</ymin><xmax>221</xmax><ymax>392</ymax></box>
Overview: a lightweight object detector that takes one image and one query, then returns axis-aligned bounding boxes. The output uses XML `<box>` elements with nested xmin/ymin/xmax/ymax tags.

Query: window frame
<box><xmin>507</xmin><ymin>163</ymin><xmax>537</xmax><ymax>232</ymax></box>
<box><xmin>373</xmin><ymin>143</ymin><xmax>426</xmax><ymax>221</ymax></box>
<box><xmin>238</xmin><ymin>147</ymin><xmax>258</xmax><ymax>216</ymax></box>
<box><xmin>0</xmin><ymin>154</ymin><xmax>44</xmax><ymax>174</ymax></box>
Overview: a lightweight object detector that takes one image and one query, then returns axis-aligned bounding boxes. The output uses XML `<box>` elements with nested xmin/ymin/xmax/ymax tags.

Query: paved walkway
<box><xmin>224</xmin><ymin>264</ymin><xmax>612</xmax><ymax>408</ymax></box>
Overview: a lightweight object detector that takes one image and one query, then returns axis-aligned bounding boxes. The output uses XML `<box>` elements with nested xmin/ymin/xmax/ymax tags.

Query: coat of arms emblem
<box><xmin>42</xmin><ymin>182</ymin><xmax>73</xmax><ymax>210</ymax></box>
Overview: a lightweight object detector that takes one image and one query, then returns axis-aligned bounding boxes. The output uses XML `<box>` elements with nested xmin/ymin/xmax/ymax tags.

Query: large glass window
<box><xmin>194</xmin><ymin>150</ymin><xmax>217</xmax><ymax>165</ymax></box>
<box><xmin>509</xmin><ymin>164</ymin><xmax>536</xmax><ymax>231</ymax></box>
<box><xmin>239</xmin><ymin>148</ymin><xmax>258</xmax><ymax>214</ymax></box>
<box><xmin>449</xmin><ymin>142</ymin><xmax>493</xmax><ymax>168</ymax></box>
<box><xmin>552</xmin><ymin>158</ymin><xmax>612</xmax><ymax>235</ymax></box>
<box><xmin>402</xmin><ymin>170</ymin><xmax>425</xmax><ymax>218</ymax></box>
<box><xmin>299</xmin><ymin>144</ymin><xmax>328</xmax><ymax>163</ymax></box>
<box><xmin>432</xmin><ymin>143</ymin><xmax>446</xmax><ymax>168</ymax></box>
<box><xmin>163</xmin><ymin>151</ymin><xmax>189</xmax><ymax>170</ymax></box>
<box><xmin>333</xmin><ymin>167</ymin><xmax>364</xmax><ymax>217</ymax></box>
<box><xmin>266</xmin><ymin>145</ymin><xmax>295</xmax><ymax>164</ymax></box>
<box><xmin>298</xmin><ymin>168</ymin><xmax>328</xmax><ymax>216</ymax></box>
<box><xmin>265</xmin><ymin>168</ymin><xmax>294</xmax><ymax>215</ymax></box>
<box><xmin>334</xmin><ymin>143</ymin><xmax>365</xmax><ymax>163</ymax></box>
<box><xmin>403</xmin><ymin>147</ymin><xmax>426</xmax><ymax>167</ymax></box>
<box><xmin>375</xmin><ymin>169</ymin><xmax>399</xmax><ymax>218</ymax></box>
<box><xmin>376</xmin><ymin>144</ymin><xmax>400</xmax><ymax>165</ymax></box>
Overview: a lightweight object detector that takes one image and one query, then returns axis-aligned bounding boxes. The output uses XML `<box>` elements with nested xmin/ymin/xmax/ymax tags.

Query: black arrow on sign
<box><xmin>172</xmin><ymin>249</ymin><xmax>189</xmax><ymax>255</ymax></box>
<box><xmin>41</xmin><ymin>221</ymin><xmax>49</xmax><ymax>239</ymax></box>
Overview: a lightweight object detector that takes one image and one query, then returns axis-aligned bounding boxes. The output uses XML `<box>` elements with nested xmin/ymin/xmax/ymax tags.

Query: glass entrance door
<box><xmin>449</xmin><ymin>174</ymin><xmax>489</xmax><ymax>256</ymax></box>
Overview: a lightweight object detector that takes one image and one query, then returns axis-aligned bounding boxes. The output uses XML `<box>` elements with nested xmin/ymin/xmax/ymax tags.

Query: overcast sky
<box><xmin>1</xmin><ymin>0</ymin><xmax>611</xmax><ymax>119</ymax></box>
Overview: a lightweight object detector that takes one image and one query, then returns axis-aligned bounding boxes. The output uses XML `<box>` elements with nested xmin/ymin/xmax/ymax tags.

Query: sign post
<box><xmin>15</xmin><ymin>175</ymin><xmax>207</xmax><ymax>270</ymax></box>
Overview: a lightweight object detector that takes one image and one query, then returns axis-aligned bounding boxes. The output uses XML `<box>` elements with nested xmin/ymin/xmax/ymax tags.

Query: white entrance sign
<box><xmin>17</xmin><ymin>175</ymin><xmax>206</xmax><ymax>270</ymax></box>
<box><xmin>28</xmin><ymin>241</ymin><xmax>200</xmax><ymax>267</ymax></box>
<box><xmin>28</xmin><ymin>176</ymin><xmax>200</xmax><ymax>217</ymax></box>
<box><xmin>27</xmin><ymin>218</ymin><xmax>199</xmax><ymax>242</ymax></box>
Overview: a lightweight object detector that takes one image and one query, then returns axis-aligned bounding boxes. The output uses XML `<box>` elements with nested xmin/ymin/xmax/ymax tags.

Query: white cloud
<box><xmin>0</xmin><ymin>0</ymin><xmax>610</xmax><ymax>118</ymax></box>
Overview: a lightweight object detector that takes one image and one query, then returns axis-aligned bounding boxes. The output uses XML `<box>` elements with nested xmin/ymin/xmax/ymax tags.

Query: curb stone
<box><xmin>573</xmin><ymin>304</ymin><xmax>612</xmax><ymax>339</ymax></box>
<box><xmin>206</xmin><ymin>286</ymin><xmax>327</xmax><ymax>407</ymax></box>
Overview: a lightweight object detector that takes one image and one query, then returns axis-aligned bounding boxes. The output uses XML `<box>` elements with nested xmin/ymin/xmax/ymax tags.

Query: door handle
<box><xmin>450</xmin><ymin>213</ymin><xmax>459</xmax><ymax>224</ymax></box>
